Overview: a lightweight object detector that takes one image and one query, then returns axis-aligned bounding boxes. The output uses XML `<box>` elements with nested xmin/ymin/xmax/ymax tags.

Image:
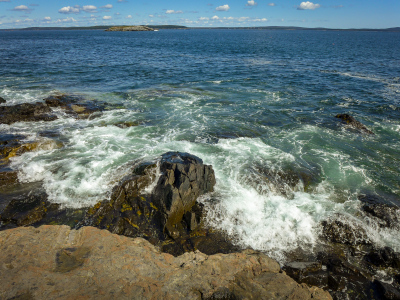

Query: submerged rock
<box><xmin>44</xmin><ymin>94</ymin><xmax>104</xmax><ymax>119</ymax></box>
<box><xmin>1</xmin><ymin>137</ymin><xmax>63</xmax><ymax>161</ymax></box>
<box><xmin>0</xmin><ymin>226</ymin><xmax>332</xmax><ymax>300</ymax></box>
<box><xmin>84</xmin><ymin>152</ymin><xmax>237</xmax><ymax>256</ymax></box>
<box><xmin>335</xmin><ymin>113</ymin><xmax>374</xmax><ymax>134</ymax></box>
<box><xmin>114</xmin><ymin>120</ymin><xmax>142</xmax><ymax>128</ymax></box>
<box><xmin>0</xmin><ymin>102</ymin><xmax>57</xmax><ymax>124</ymax></box>
<box><xmin>248</xmin><ymin>165</ymin><xmax>319</xmax><ymax>198</ymax></box>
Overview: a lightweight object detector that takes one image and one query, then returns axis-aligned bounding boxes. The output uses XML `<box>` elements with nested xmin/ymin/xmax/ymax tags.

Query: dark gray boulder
<box><xmin>0</xmin><ymin>102</ymin><xmax>57</xmax><ymax>125</ymax></box>
<box><xmin>0</xmin><ymin>96</ymin><xmax>6</xmax><ymax>104</ymax></box>
<box><xmin>83</xmin><ymin>152</ymin><xmax>237</xmax><ymax>256</ymax></box>
<box><xmin>153</xmin><ymin>152</ymin><xmax>216</xmax><ymax>237</ymax></box>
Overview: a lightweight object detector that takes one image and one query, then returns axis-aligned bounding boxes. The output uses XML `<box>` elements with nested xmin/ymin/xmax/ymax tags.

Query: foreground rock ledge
<box><xmin>0</xmin><ymin>226</ymin><xmax>331</xmax><ymax>300</ymax></box>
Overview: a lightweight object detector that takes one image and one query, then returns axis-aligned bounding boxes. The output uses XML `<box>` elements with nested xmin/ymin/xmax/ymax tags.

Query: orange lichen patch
<box><xmin>87</xmin><ymin>201</ymin><xmax>102</xmax><ymax>215</ymax></box>
<box><xmin>121</xmin><ymin>203</ymin><xmax>133</xmax><ymax>213</ymax></box>
<box><xmin>124</xmin><ymin>218</ymin><xmax>139</xmax><ymax>229</ymax></box>
<box><xmin>70</xmin><ymin>104</ymin><xmax>86</xmax><ymax>113</ymax></box>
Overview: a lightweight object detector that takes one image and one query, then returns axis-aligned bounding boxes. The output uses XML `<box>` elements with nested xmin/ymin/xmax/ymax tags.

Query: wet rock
<box><xmin>362</xmin><ymin>203</ymin><xmax>400</xmax><ymax>229</ymax></box>
<box><xmin>374</xmin><ymin>280</ymin><xmax>400</xmax><ymax>300</ymax></box>
<box><xmin>84</xmin><ymin>152</ymin><xmax>237</xmax><ymax>256</ymax></box>
<box><xmin>283</xmin><ymin>261</ymin><xmax>328</xmax><ymax>288</ymax></box>
<box><xmin>0</xmin><ymin>133</ymin><xmax>63</xmax><ymax>161</ymax></box>
<box><xmin>365</xmin><ymin>247</ymin><xmax>400</xmax><ymax>269</ymax></box>
<box><xmin>0</xmin><ymin>185</ymin><xmax>85</xmax><ymax>230</ymax></box>
<box><xmin>0</xmin><ymin>166</ymin><xmax>19</xmax><ymax>188</ymax></box>
<box><xmin>0</xmin><ymin>96</ymin><xmax>6</xmax><ymax>104</ymax></box>
<box><xmin>317</xmin><ymin>252</ymin><xmax>374</xmax><ymax>299</ymax></box>
<box><xmin>44</xmin><ymin>94</ymin><xmax>104</xmax><ymax>119</ymax></box>
<box><xmin>153</xmin><ymin>152</ymin><xmax>216</xmax><ymax>236</ymax></box>
<box><xmin>321</xmin><ymin>217</ymin><xmax>372</xmax><ymax>245</ymax></box>
<box><xmin>0</xmin><ymin>187</ymin><xmax>59</xmax><ymax>228</ymax></box>
<box><xmin>335</xmin><ymin>113</ymin><xmax>374</xmax><ymax>134</ymax></box>
<box><xmin>0</xmin><ymin>134</ymin><xmax>25</xmax><ymax>159</ymax></box>
<box><xmin>0</xmin><ymin>102</ymin><xmax>57</xmax><ymax>125</ymax></box>
<box><xmin>114</xmin><ymin>120</ymin><xmax>142</xmax><ymax>128</ymax></box>
<box><xmin>249</xmin><ymin>165</ymin><xmax>318</xmax><ymax>197</ymax></box>
<box><xmin>358</xmin><ymin>193</ymin><xmax>400</xmax><ymax>229</ymax></box>
<box><xmin>0</xmin><ymin>225</ymin><xmax>332</xmax><ymax>300</ymax></box>
<box><xmin>82</xmin><ymin>163</ymin><xmax>166</xmax><ymax>244</ymax></box>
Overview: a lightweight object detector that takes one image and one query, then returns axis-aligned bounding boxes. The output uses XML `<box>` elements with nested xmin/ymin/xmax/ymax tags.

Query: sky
<box><xmin>0</xmin><ymin>0</ymin><xmax>399</xmax><ymax>30</ymax></box>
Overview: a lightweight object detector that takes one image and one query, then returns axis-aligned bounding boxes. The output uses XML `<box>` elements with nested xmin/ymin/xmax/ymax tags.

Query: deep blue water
<box><xmin>1</xmin><ymin>29</ymin><xmax>400</xmax><ymax>260</ymax></box>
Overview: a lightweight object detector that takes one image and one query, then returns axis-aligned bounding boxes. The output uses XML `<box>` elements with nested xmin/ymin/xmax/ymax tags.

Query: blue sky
<box><xmin>0</xmin><ymin>0</ymin><xmax>398</xmax><ymax>29</ymax></box>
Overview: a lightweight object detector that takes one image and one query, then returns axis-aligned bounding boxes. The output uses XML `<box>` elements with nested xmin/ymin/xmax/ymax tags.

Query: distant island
<box><xmin>105</xmin><ymin>26</ymin><xmax>154</xmax><ymax>32</ymax></box>
<box><xmin>0</xmin><ymin>25</ymin><xmax>399</xmax><ymax>32</ymax></box>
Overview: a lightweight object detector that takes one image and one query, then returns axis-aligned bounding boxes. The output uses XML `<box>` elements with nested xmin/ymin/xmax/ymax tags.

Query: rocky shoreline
<box><xmin>0</xmin><ymin>225</ymin><xmax>331</xmax><ymax>300</ymax></box>
<box><xmin>1</xmin><ymin>94</ymin><xmax>400</xmax><ymax>299</ymax></box>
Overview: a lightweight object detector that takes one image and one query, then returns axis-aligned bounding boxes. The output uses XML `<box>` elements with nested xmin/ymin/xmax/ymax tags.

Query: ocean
<box><xmin>1</xmin><ymin>29</ymin><xmax>399</xmax><ymax>262</ymax></box>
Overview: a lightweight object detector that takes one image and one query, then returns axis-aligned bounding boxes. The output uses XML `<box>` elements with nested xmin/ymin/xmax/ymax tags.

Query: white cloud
<box><xmin>82</xmin><ymin>5</ymin><xmax>97</xmax><ymax>12</ymax></box>
<box><xmin>252</xmin><ymin>18</ymin><xmax>267</xmax><ymax>22</ymax></box>
<box><xmin>211</xmin><ymin>15</ymin><xmax>219</xmax><ymax>20</ymax></box>
<box><xmin>103</xmin><ymin>16</ymin><xmax>112</xmax><ymax>20</ymax></box>
<box><xmin>56</xmin><ymin>17</ymin><xmax>77</xmax><ymax>23</ymax></box>
<box><xmin>216</xmin><ymin>4</ymin><xmax>230</xmax><ymax>11</ymax></box>
<box><xmin>238</xmin><ymin>16</ymin><xmax>249</xmax><ymax>22</ymax></box>
<box><xmin>268</xmin><ymin>3</ymin><xmax>276</xmax><ymax>6</ymax></box>
<box><xmin>58</xmin><ymin>6</ymin><xmax>80</xmax><ymax>14</ymax></box>
<box><xmin>166</xmin><ymin>10</ymin><xmax>183</xmax><ymax>14</ymax></box>
<box><xmin>12</xmin><ymin>5</ymin><xmax>30</xmax><ymax>11</ymax></box>
<box><xmin>199</xmin><ymin>17</ymin><xmax>209</xmax><ymax>20</ymax></box>
<box><xmin>127</xmin><ymin>15</ymin><xmax>132</xmax><ymax>18</ymax></box>
<box><xmin>298</xmin><ymin>1</ymin><xmax>320</xmax><ymax>10</ymax></box>
<box><xmin>101</xmin><ymin>4</ymin><xmax>113</xmax><ymax>9</ymax></box>
<box><xmin>149</xmin><ymin>14</ymin><xmax>154</xmax><ymax>17</ymax></box>
<box><xmin>246</xmin><ymin>1</ymin><xmax>257</xmax><ymax>6</ymax></box>
<box><xmin>44</xmin><ymin>16</ymin><xmax>51</xmax><ymax>21</ymax></box>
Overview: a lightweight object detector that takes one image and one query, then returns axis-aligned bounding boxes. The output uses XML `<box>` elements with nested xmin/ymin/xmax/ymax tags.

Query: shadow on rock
<box><xmin>0</xmin><ymin>183</ymin><xmax>86</xmax><ymax>230</ymax></box>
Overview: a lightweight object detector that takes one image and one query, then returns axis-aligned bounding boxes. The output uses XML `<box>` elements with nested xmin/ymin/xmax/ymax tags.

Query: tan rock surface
<box><xmin>0</xmin><ymin>226</ymin><xmax>332</xmax><ymax>300</ymax></box>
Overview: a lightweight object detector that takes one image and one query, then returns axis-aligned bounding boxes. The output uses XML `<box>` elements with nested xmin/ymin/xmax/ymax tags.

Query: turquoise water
<box><xmin>1</xmin><ymin>29</ymin><xmax>400</xmax><ymax>261</ymax></box>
